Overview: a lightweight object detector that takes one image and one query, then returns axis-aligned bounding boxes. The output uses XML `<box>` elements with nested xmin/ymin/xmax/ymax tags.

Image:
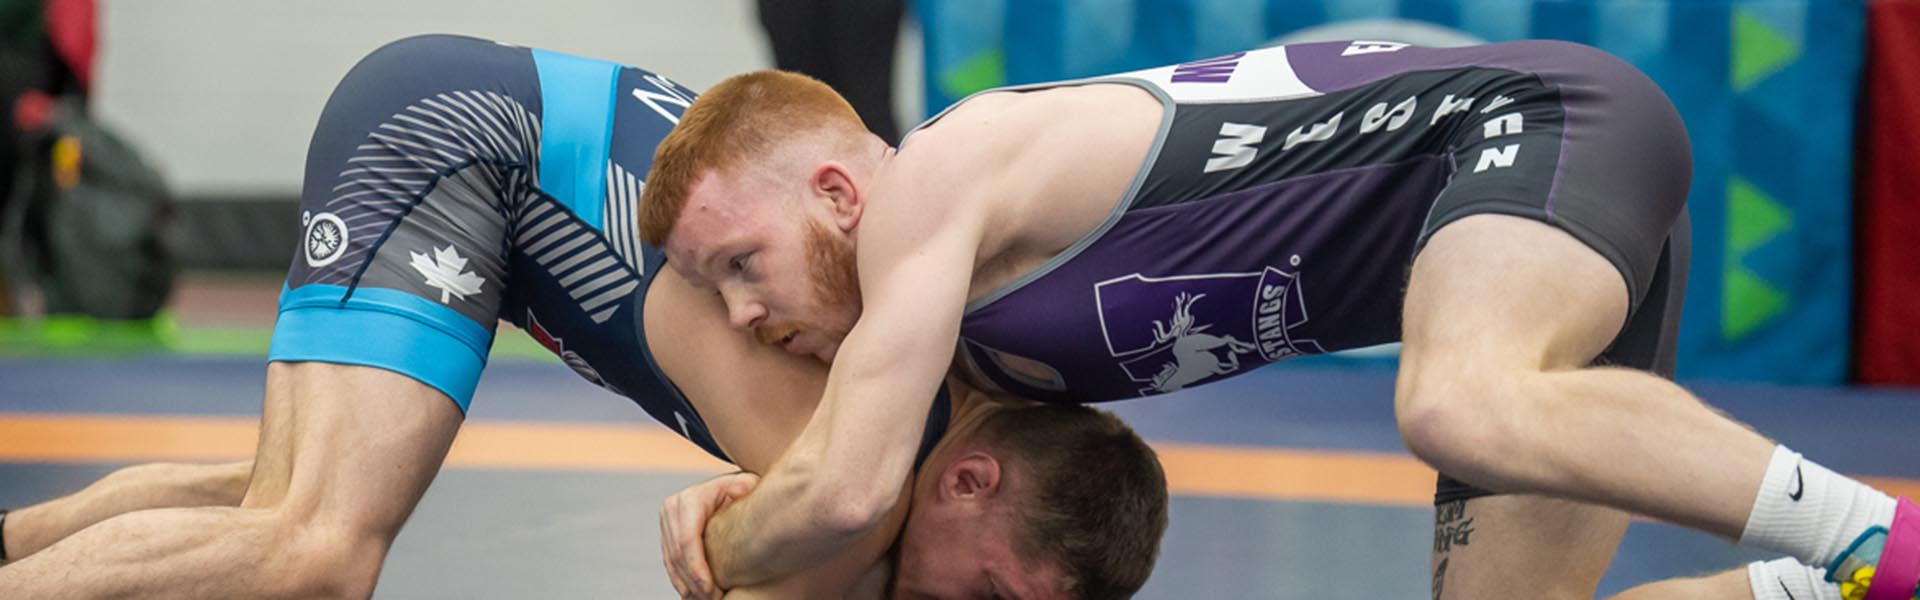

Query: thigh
<box><xmin>1401</xmin><ymin>213</ymin><xmax>1629</xmax><ymax>375</ymax></box>
<box><xmin>1433</xmin><ymin>494</ymin><xmax>1629</xmax><ymax>600</ymax></box>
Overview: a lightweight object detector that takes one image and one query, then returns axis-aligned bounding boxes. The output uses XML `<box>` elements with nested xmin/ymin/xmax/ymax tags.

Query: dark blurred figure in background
<box><xmin>756</xmin><ymin>0</ymin><xmax>904</xmax><ymax>143</ymax></box>
<box><xmin>0</xmin><ymin>0</ymin><xmax>174</xmax><ymax>322</ymax></box>
<box><xmin>0</xmin><ymin>0</ymin><xmax>46</xmax><ymax>316</ymax></box>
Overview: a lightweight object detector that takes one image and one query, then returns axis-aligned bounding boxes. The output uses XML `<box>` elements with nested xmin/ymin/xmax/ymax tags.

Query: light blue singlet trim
<box><xmin>531</xmin><ymin>49</ymin><xmax>621</xmax><ymax>231</ymax></box>
<box><xmin>269</xmin><ymin>284</ymin><xmax>494</xmax><ymax>412</ymax></box>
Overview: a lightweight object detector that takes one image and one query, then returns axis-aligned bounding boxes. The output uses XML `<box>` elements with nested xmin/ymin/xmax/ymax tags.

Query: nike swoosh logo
<box><xmin>1789</xmin><ymin>463</ymin><xmax>1805</xmax><ymax>501</ymax></box>
<box><xmin>1780</xmin><ymin>578</ymin><xmax>1796</xmax><ymax>600</ymax></box>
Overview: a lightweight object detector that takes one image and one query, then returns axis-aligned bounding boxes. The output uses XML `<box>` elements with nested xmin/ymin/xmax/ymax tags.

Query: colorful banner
<box><xmin>917</xmin><ymin>0</ymin><xmax>1865</xmax><ymax>384</ymax></box>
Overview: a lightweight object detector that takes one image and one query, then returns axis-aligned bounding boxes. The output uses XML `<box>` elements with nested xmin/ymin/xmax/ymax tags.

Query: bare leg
<box><xmin>3</xmin><ymin>461</ymin><xmax>251</xmax><ymax>562</ymax></box>
<box><xmin>1608</xmin><ymin>568</ymin><xmax>1754</xmax><ymax>600</ymax></box>
<box><xmin>1433</xmin><ymin>494</ymin><xmax>1629</xmax><ymax>600</ymax></box>
<box><xmin>0</xmin><ymin>362</ymin><xmax>462</xmax><ymax>599</ymax></box>
<box><xmin>1396</xmin><ymin>215</ymin><xmax>1776</xmax><ymax>539</ymax></box>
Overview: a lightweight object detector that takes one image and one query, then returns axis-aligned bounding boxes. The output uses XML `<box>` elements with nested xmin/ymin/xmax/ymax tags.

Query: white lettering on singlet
<box><xmin>1431</xmin><ymin>94</ymin><xmax>1475</xmax><ymax>125</ymax></box>
<box><xmin>1361</xmin><ymin>96</ymin><xmax>1418</xmax><ymax>134</ymax></box>
<box><xmin>1342</xmin><ymin>41</ymin><xmax>1410</xmax><ymax>56</ymax></box>
<box><xmin>1474</xmin><ymin>112</ymin><xmax>1525</xmax><ymax>173</ymax></box>
<box><xmin>1475</xmin><ymin>144</ymin><xmax>1520</xmax><ymax>172</ymax></box>
<box><xmin>631</xmin><ymin>74</ymin><xmax>695</xmax><ymax>124</ymax></box>
<box><xmin>1482</xmin><ymin>113</ymin><xmax>1524</xmax><ymax>139</ymax></box>
<box><xmin>1284</xmin><ymin>113</ymin><xmax>1342</xmax><ymax>151</ymax></box>
<box><xmin>1193</xmin><ymin>83</ymin><xmax>1533</xmax><ymax>175</ymax></box>
<box><xmin>1480</xmin><ymin>95</ymin><xmax>1516</xmax><ymax>114</ymax></box>
<box><xmin>1205</xmin><ymin>122</ymin><xmax>1268</xmax><ymax>173</ymax></box>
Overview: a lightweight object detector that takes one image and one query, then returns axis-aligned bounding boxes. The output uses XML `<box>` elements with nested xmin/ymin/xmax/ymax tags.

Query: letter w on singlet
<box><xmin>1205</xmin><ymin>122</ymin><xmax>1267</xmax><ymax>173</ymax></box>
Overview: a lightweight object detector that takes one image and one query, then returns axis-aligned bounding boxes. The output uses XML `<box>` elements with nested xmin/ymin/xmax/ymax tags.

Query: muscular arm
<box><xmin>645</xmin><ymin>267</ymin><xmax>922</xmax><ymax>597</ymax></box>
<box><xmin>701</xmin><ymin>154</ymin><xmax>987</xmax><ymax>587</ymax></box>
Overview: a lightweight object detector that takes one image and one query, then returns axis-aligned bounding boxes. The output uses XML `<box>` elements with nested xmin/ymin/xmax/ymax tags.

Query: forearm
<box><xmin>713</xmin><ymin>491</ymin><xmax>904</xmax><ymax>600</ymax></box>
<box><xmin>704</xmin><ymin>458</ymin><xmax>878</xmax><ymax>587</ymax></box>
<box><xmin>706</xmin><ymin>339</ymin><xmax>938</xmax><ymax>585</ymax></box>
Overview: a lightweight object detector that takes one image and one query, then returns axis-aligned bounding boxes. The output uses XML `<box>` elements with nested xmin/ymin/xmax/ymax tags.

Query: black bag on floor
<box><xmin>9</xmin><ymin>98</ymin><xmax>176</xmax><ymax>319</ymax></box>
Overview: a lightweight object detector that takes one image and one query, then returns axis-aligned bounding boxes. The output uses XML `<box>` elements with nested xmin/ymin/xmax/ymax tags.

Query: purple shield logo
<box><xmin>1095</xmin><ymin>267</ymin><xmax>1323</xmax><ymax>394</ymax></box>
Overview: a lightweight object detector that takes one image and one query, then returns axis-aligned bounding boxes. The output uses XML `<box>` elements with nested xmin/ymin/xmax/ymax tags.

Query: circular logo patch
<box><xmin>304</xmin><ymin>211</ymin><xmax>350</xmax><ymax>267</ymax></box>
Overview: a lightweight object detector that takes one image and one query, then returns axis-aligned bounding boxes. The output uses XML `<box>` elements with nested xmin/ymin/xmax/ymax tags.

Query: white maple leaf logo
<box><xmin>410</xmin><ymin>245</ymin><xmax>486</xmax><ymax>303</ymax></box>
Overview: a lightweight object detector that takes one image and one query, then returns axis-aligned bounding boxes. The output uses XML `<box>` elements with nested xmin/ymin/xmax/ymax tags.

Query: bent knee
<box><xmin>1394</xmin><ymin>366</ymin><xmax>1535</xmax><ymax>470</ymax></box>
<box><xmin>266</xmin><ymin>521</ymin><xmax>392</xmax><ymax>600</ymax></box>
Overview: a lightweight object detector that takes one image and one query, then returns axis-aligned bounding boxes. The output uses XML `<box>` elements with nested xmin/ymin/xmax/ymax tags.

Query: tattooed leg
<box><xmin>1432</xmin><ymin>495</ymin><xmax>1629</xmax><ymax>600</ymax></box>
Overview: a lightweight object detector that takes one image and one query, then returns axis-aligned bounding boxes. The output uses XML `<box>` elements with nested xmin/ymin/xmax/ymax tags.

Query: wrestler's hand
<box><xmin>660</xmin><ymin>471</ymin><xmax>760</xmax><ymax>600</ymax></box>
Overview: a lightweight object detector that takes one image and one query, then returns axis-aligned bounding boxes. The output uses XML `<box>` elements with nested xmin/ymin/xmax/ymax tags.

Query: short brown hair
<box><xmin>977</xmin><ymin>404</ymin><xmax>1170</xmax><ymax>599</ymax></box>
<box><xmin>638</xmin><ymin>70</ymin><xmax>867</xmax><ymax>247</ymax></box>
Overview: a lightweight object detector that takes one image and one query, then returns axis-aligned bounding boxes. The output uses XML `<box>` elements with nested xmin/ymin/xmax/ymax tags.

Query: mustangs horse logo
<box><xmin>1142</xmin><ymin>292</ymin><xmax>1257</xmax><ymax>392</ymax></box>
<box><xmin>1097</xmin><ymin>267</ymin><xmax>1324</xmax><ymax>395</ymax></box>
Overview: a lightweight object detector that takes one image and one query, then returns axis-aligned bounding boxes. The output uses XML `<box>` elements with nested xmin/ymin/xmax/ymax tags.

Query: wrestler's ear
<box><xmin>808</xmin><ymin>161</ymin><xmax>863</xmax><ymax>233</ymax></box>
<box><xmin>939</xmin><ymin>451</ymin><xmax>1003</xmax><ymax>502</ymax></box>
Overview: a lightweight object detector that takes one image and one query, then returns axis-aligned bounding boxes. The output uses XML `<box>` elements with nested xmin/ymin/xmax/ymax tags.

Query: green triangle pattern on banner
<box><xmin>940</xmin><ymin>47</ymin><xmax>1006</xmax><ymax>101</ymax></box>
<box><xmin>1723</xmin><ymin>266</ymin><xmax>1788</xmax><ymax>341</ymax></box>
<box><xmin>1722</xmin><ymin>177</ymin><xmax>1794</xmax><ymax>341</ymax></box>
<box><xmin>1732</xmin><ymin>8</ymin><xmax>1800</xmax><ymax>92</ymax></box>
<box><xmin>1728</xmin><ymin>177</ymin><xmax>1791</xmax><ymax>253</ymax></box>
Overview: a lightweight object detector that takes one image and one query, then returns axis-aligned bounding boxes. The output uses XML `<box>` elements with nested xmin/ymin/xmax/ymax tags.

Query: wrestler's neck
<box><xmin>927</xmin><ymin>381</ymin><xmax>1014</xmax><ymax>457</ymax></box>
<box><xmin>848</xmin><ymin>134</ymin><xmax>895</xmax><ymax>181</ymax></box>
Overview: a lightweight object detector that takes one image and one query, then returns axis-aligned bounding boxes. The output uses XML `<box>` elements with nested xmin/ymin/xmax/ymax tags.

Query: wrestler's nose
<box><xmin>720</xmin><ymin>287</ymin><xmax>767</xmax><ymax>330</ymax></box>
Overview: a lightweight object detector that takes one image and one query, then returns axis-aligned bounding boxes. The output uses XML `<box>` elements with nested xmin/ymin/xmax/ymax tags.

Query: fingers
<box><xmin>683</xmin><ymin>472</ymin><xmax>759</xmax><ymax>596</ymax></box>
<box><xmin>683</xmin><ymin>492</ymin><xmax>721</xmax><ymax>600</ymax></box>
<box><xmin>662</xmin><ymin>473</ymin><xmax>749</xmax><ymax>599</ymax></box>
<box><xmin>662</xmin><ymin>495</ymin><xmax>692</xmax><ymax>598</ymax></box>
<box><xmin>716</xmin><ymin>472</ymin><xmax>761</xmax><ymax>503</ymax></box>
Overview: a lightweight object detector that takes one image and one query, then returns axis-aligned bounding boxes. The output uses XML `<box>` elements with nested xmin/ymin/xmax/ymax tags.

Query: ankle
<box><xmin>1739</xmin><ymin>446</ymin><xmax>1898</xmax><ymax>567</ymax></box>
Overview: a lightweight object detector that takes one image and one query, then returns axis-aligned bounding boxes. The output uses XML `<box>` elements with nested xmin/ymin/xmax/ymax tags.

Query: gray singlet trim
<box><xmin>902</xmin><ymin>77</ymin><xmax>1176</xmax><ymax>315</ymax></box>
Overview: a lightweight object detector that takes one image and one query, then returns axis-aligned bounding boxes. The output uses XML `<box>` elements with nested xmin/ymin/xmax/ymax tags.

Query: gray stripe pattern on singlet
<box><xmin>603</xmin><ymin>162</ymin><xmax>647</xmax><ymax>274</ymax></box>
<box><xmin>320</xmin><ymin>90</ymin><xmax>542</xmax><ymax>287</ymax></box>
<box><xmin>515</xmin><ymin>194</ymin><xmax>639</xmax><ymax>324</ymax></box>
<box><xmin>324</xmin><ymin>85</ymin><xmax>639</xmax><ymax>325</ymax></box>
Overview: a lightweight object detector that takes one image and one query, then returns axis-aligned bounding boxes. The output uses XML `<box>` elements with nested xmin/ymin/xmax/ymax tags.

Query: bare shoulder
<box><xmin>869</xmin><ymin>83</ymin><xmax>1160</xmax><ymax>270</ymax></box>
<box><xmin>873</xmin><ymin>91</ymin><xmax>1050</xmax><ymax>243</ymax></box>
<box><xmin>863</xmin><ymin>117</ymin><xmax>1003</xmax><ymax>246</ymax></box>
<box><xmin>891</xmin><ymin>92</ymin><xmax>1025</xmax><ymax>189</ymax></box>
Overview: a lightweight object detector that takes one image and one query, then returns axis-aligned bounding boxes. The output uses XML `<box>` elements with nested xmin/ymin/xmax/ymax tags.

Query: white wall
<box><xmin>92</xmin><ymin>0</ymin><xmax>922</xmax><ymax>197</ymax></box>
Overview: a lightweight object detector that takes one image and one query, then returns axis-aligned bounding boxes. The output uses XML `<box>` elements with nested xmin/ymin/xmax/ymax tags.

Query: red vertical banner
<box><xmin>1857</xmin><ymin>0</ymin><xmax>1920</xmax><ymax>384</ymax></box>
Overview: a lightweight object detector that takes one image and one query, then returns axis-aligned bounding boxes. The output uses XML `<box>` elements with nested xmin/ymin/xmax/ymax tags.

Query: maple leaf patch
<box><xmin>410</xmin><ymin>245</ymin><xmax>486</xmax><ymax>303</ymax></box>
